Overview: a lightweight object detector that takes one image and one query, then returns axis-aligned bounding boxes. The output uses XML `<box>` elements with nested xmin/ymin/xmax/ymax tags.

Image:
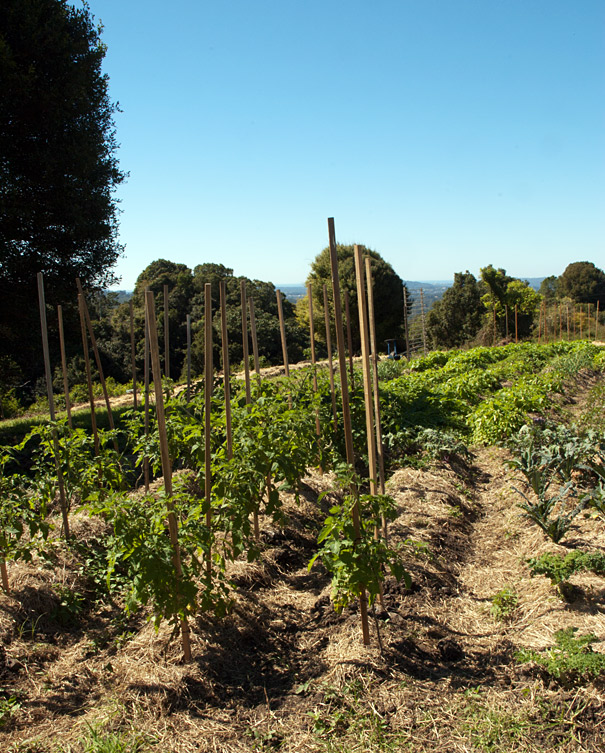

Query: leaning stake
<box><xmin>145</xmin><ymin>291</ymin><xmax>192</xmax><ymax>661</ymax></box>
<box><xmin>38</xmin><ymin>273</ymin><xmax>70</xmax><ymax>540</ymax></box>
<box><xmin>328</xmin><ymin>219</ymin><xmax>370</xmax><ymax>646</ymax></box>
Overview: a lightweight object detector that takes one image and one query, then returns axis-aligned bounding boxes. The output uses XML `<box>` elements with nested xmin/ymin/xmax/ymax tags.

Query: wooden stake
<box><xmin>420</xmin><ymin>288</ymin><xmax>427</xmax><ymax>355</ymax></box>
<box><xmin>307</xmin><ymin>284</ymin><xmax>321</xmax><ymax>447</ymax></box>
<box><xmin>354</xmin><ymin>248</ymin><xmax>378</xmax><ymax>498</ymax></box>
<box><xmin>567</xmin><ymin>304</ymin><xmax>570</xmax><ymax>340</ymax></box>
<box><xmin>328</xmin><ymin>218</ymin><xmax>370</xmax><ymax>646</ymax></box>
<box><xmin>145</xmin><ymin>291</ymin><xmax>191</xmax><ymax>662</ymax></box>
<box><xmin>249</xmin><ymin>297</ymin><xmax>261</xmax><ymax>382</ymax></box>
<box><xmin>515</xmin><ymin>304</ymin><xmax>518</xmax><ymax>343</ymax></box>
<box><xmin>365</xmin><ymin>260</ymin><xmax>387</xmax><ymax>502</ymax></box>
<box><xmin>587</xmin><ymin>304</ymin><xmax>592</xmax><ymax>340</ymax></box>
<box><xmin>75</xmin><ymin>279</ymin><xmax>118</xmax><ymax>450</ymax></box>
<box><xmin>38</xmin><ymin>273</ymin><xmax>70</xmax><ymax>540</ymax></box>
<box><xmin>323</xmin><ymin>284</ymin><xmax>338</xmax><ymax>432</ymax></box>
<box><xmin>276</xmin><ymin>289</ymin><xmax>292</xmax><ymax>409</ymax></box>
<box><xmin>130</xmin><ymin>300</ymin><xmax>138</xmax><ymax>409</ymax></box>
<box><xmin>596</xmin><ymin>301</ymin><xmax>600</xmax><ymax>341</ymax></box>
<box><xmin>163</xmin><ymin>284</ymin><xmax>170</xmax><ymax>379</ymax></box>
<box><xmin>0</xmin><ymin>561</ymin><xmax>9</xmax><ymax>594</ymax></box>
<box><xmin>77</xmin><ymin>292</ymin><xmax>99</xmax><ymax>455</ymax></box>
<box><xmin>240</xmin><ymin>281</ymin><xmax>251</xmax><ymax>404</ymax></box>
<box><xmin>220</xmin><ymin>281</ymin><xmax>233</xmax><ymax>459</ymax></box>
<box><xmin>204</xmin><ymin>283</ymin><xmax>213</xmax><ymax>582</ymax></box>
<box><xmin>57</xmin><ymin>305</ymin><xmax>72</xmax><ymax>428</ymax></box>
<box><xmin>186</xmin><ymin>314</ymin><xmax>192</xmax><ymax>402</ymax></box>
<box><xmin>403</xmin><ymin>287</ymin><xmax>410</xmax><ymax>359</ymax></box>
<box><xmin>144</xmin><ymin>290</ymin><xmax>151</xmax><ymax>491</ymax></box>
<box><xmin>344</xmin><ymin>290</ymin><xmax>355</xmax><ymax>388</ymax></box>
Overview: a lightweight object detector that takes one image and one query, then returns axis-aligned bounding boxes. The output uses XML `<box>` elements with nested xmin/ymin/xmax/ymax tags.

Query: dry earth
<box><xmin>1</xmin><ymin>377</ymin><xmax>604</xmax><ymax>752</ymax></box>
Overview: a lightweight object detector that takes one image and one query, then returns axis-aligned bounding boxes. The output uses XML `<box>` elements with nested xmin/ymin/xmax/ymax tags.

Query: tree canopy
<box><xmin>426</xmin><ymin>271</ymin><xmax>483</xmax><ymax>348</ymax></box>
<box><xmin>303</xmin><ymin>244</ymin><xmax>409</xmax><ymax>353</ymax></box>
<box><xmin>557</xmin><ymin>262</ymin><xmax>605</xmax><ymax>306</ymax></box>
<box><xmin>0</xmin><ymin>0</ymin><xmax>125</xmax><ymax>385</ymax></box>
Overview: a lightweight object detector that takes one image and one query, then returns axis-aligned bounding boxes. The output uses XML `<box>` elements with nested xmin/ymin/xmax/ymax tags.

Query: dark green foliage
<box><xmin>0</xmin><ymin>0</ymin><xmax>125</xmax><ymax>386</ymax></box>
<box><xmin>558</xmin><ymin>262</ymin><xmax>605</xmax><ymax>306</ymax></box>
<box><xmin>305</xmin><ymin>244</ymin><xmax>409</xmax><ymax>354</ymax></box>
<box><xmin>310</xmin><ymin>480</ymin><xmax>410</xmax><ymax>610</ymax></box>
<box><xmin>516</xmin><ymin>628</ymin><xmax>605</xmax><ymax>685</ymax></box>
<box><xmin>527</xmin><ymin>550</ymin><xmax>605</xmax><ymax>597</ymax></box>
<box><xmin>426</xmin><ymin>271</ymin><xmax>484</xmax><ymax>348</ymax></box>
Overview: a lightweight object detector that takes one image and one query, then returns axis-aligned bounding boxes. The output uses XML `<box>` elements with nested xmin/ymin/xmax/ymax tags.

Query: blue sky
<box><xmin>88</xmin><ymin>0</ymin><xmax>605</xmax><ymax>289</ymax></box>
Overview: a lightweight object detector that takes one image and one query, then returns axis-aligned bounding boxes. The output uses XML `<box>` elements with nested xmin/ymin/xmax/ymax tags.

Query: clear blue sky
<box><xmin>87</xmin><ymin>0</ymin><xmax>605</xmax><ymax>290</ymax></box>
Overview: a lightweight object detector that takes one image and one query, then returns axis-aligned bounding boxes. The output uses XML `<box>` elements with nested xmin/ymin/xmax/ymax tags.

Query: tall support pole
<box><xmin>129</xmin><ymin>300</ymin><xmax>137</xmax><ymax>409</ymax></box>
<box><xmin>78</xmin><ymin>293</ymin><xmax>99</xmax><ymax>454</ymax></box>
<box><xmin>515</xmin><ymin>304</ymin><xmax>518</xmax><ymax>343</ymax></box>
<box><xmin>204</xmin><ymin>283</ymin><xmax>213</xmax><ymax>581</ymax></box>
<box><xmin>307</xmin><ymin>284</ymin><xmax>322</xmax><ymax>456</ymax></box>
<box><xmin>240</xmin><ymin>280</ymin><xmax>251</xmax><ymax>404</ymax></box>
<box><xmin>186</xmin><ymin>314</ymin><xmax>192</xmax><ymax>402</ymax></box>
<box><xmin>276</xmin><ymin>289</ymin><xmax>292</xmax><ymax>408</ymax></box>
<box><xmin>163</xmin><ymin>284</ymin><xmax>170</xmax><ymax>379</ymax></box>
<box><xmin>403</xmin><ymin>287</ymin><xmax>410</xmax><ymax>359</ymax></box>
<box><xmin>596</xmin><ymin>301</ymin><xmax>600</xmax><ymax>342</ymax></box>
<box><xmin>587</xmin><ymin>304</ymin><xmax>592</xmax><ymax>340</ymax></box>
<box><xmin>328</xmin><ymin>218</ymin><xmax>370</xmax><ymax>646</ymax></box>
<box><xmin>365</xmin><ymin>259</ymin><xmax>387</xmax><ymax>503</ymax></box>
<box><xmin>354</xmin><ymin>248</ymin><xmax>377</xmax><ymax>497</ymax></box>
<box><xmin>344</xmin><ymin>290</ymin><xmax>355</xmax><ymax>387</ymax></box>
<box><xmin>420</xmin><ymin>288</ymin><xmax>427</xmax><ymax>355</ymax></box>
<box><xmin>75</xmin><ymin>279</ymin><xmax>117</xmax><ymax>449</ymax></box>
<box><xmin>323</xmin><ymin>284</ymin><xmax>338</xmax><ymax>432</ymax></box>
<box><xmin>505</xmin><ymin>305</ymin><xmax>509</xmax><ymax>339</ymax></box>
<box><xmin>144</xmin><ymin>289</ymin><xmax>151</xmax><ymax>491</ymax></box>
<box><xmin>38</xmin><ymin>273</ymin><xmax>70</xmax><ymax>540</ymax></box>
<box><xmin>249</xmin><ymin>297</ymin><xmax>261</xmax><ymax>383</ymax></box>
<box><xmin>145</xmin><ymin>290</ymin><xmax>191</xmax><ymax>661</ymax></box>
<box><xmin>220</xmin><ymin>281</ymin><xmax>233</xmax><ymax>459</ymax></box>
<box><xmin>567</xmin><ymin>304</ymin><xmax>570</xmax><ymax>340</ymax></box>
<box><xmin>57</xmin><ymin>305</ymin><xmax>72</xmax><ymax>428</ymax></box>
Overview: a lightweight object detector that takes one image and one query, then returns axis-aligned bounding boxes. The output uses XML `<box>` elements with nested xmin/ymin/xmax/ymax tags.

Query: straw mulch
<box><xmin>1</xmin><ymin>442</ymin><xmax>604</xmax><ymax>751</ymax></box>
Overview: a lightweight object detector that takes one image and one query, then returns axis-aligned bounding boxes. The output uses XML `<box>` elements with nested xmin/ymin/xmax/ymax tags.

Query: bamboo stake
<box><xmin>354</xmin><ymin>249</ymin><xmax>378</xmax><ymax>497</ymax></box>
<box><xmin>144</xmin><ymin>289</ymin><xmax>151</xmax><ymax>491</ymax></box>
<box><xmin>240</xmin><ymin>281</ymin><xmax>258</xmax><ymax>539</ymax></box>
<box><xmin>567</xmin><ymin>304</ymin><xmax>570</xmax><ymax>340</ymax></box>
<box><xmin>77</xmin><ymin>293</ymin><xmax>99</xmax><ymax>455</ymax></box>
<box><xmin>323</xmin><ymin>284</ymin><xmax>338</xmax><ymax>432</ymax></box>
<box><xmin>249</xmin><ymin>297</ymin><xmax>261</xmax><ymax>383</ymax></box>
<box><xmin>328</xmin><ymin>218</ymin><xmax>370</xmax><ymax>646</ymax></box>
<box><xmin>163</xmin><ymin>284</ymin><xmax>170</xmax><ymax>379</ymax></box>
<box><xmin>130</xmin><ymin>300</ymin><xmax>137</xmax><ymax>408</ymax></box>
<box><xmin>186</xmin><ymin>314</ymin><xmax>192</xmax><ymax>402</ymax></box>
<box><xmin>420</xmin><ymin>288</ymin><xmax>427</xmax><ymax>355</ymax></box>
<box><xmin>344</xmin><ymin>290</ymin><xmax>355</xmax><ymax>388</ymax></box>
<box><xmin>0</xmin><ymin>562</ymin><xmax>9</xmax><ymax>594</ymax></box>
<box><xmin>403</xmin><ymin>287</ymin><xmax>410</xmax><ymax>359</ymax></box>
<box><xmin>204</xmin><ymin>283</ymin><xmax>213</xmax><ymax>582</ymax></box>
<box><xmin>145</xmin><ymin>290</ymin><xmax>191</xmax><ymax>662</ymax></box>
<box><xmin>240</xmin><ymin>280</ymin><xmax>251</xmax><ymax>404</ymax></box>
<box><xmin>57</xmin><ymin>305</ymin><xmax>72</xmax><ymax>428</ymax></box>
<box><xmin>38</xmin><ymin>273</ymin><xmax>70</xmax><ymax>540</ymax></box>
<box><xmin>505</xmin><ymin>305</ymin><xmax>509</xmax><ymax>339</ymax></box>
<box><xmin>492</xmin><ymin>305</ymin><xmax>497</xmax><ymax>345</ymax></box>
<box><xmin>276</xmin><ymin>289</ymin><xmax>292</xmax><ymax>409</ymax></box>
<box><xmin>220</xmin><ymin>281</ymin><xmax>233</xmax><ymax>459</ymax></box>
<box><xmin>307</xmin><ymin>284</ymin><xmax>321</xmax><ymax>449</ymax></box>
<box><xmin>580</xmin><ymin>305</ymin><xmax>583</xmax><ymax>339</ymax></box>
<box><xmin>276</xmin><ymin>289</ymin><xmax>290</xmax><ymax>378</ymax></box>
<box><xmin>515</xmin><ymin>304</ymin><xmax>518</xmax><ymax>343</ymax></box>
<box><xmin>75</xmin><ymin>279</ymin><xmax>118</xmax><ymax>450</ymax></box>
<box><xmin>596</xmin><ymin>301</ymin><xmax>600</xmax><ymax>341</ymax></box>
<box><xmin>587</xmin><ymin>304</ymin><xmax>592</xmax><ymax>340</ymax></box>
<box><xmin>365</xmin><ymin>260</ymin><xmax>387</xmax><ymax>502</ymax></box>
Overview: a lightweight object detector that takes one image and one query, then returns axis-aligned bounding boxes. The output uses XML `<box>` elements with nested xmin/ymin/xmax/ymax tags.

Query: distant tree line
<box><xmin>426</xmin><ymin>261</ymin><xmax>605</xmax><ymax>350</ymax></box>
